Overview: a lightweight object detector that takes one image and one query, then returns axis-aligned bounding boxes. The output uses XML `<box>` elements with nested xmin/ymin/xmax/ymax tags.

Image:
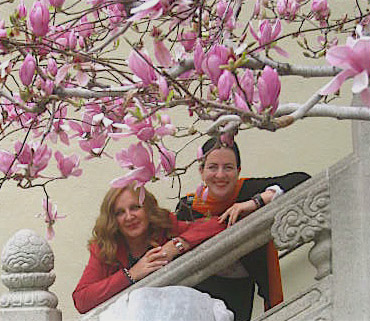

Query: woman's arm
<box><xmin>73</xmin><ymin>245</ymin><xmax>169</xmax><ymax>314</ymax></box>
<box><xmin>218</xmin><ymin>188</ymin><xmax>277</xmax><ymax>227</ymax></box>
<box><xmin>72</xmin><ymin>245</ymin><xmax>131</xmax><ymax>314</ymax></box>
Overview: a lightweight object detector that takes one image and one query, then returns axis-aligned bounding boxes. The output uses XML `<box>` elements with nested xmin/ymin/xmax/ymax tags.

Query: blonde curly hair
<box><xmin>89</xmin><ymin>185</ymin><xmax>173</xmax><ymax>264</ymax></box>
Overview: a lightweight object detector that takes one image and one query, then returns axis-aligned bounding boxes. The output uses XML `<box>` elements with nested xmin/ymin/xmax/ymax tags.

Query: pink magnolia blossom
<box><xmin>78</xmin><ymin>130</ymin><xmax>107</xmax><ymax>157</ymax></box>
<box><xmin>257</xmin><ymin>66</ymin><xmax>281</xmax><ymax>114</ymax></box>
<box><xmin>202</xmin><ymin>44</ymin><xmax>232</xmax><ymax>85</ymax></box>
<box><xmin>217</xmin><ymin>0</ymin><xmax>235</xmax><ymax>29</ymax></box>
<box><xmin>154</xmin><ymin>40</ymin><xmax>173</xmax><ymax>67</ymax></box>
<box><xmin>48</xmin><ymin>106</ymin><xmax>70</xmax><ymax>145</ymax></box>
<box><xmin>237</xmin><ymin>69</ymin><xmax>255</xmax><ymax>104</ymax></box>
<box><xmin>178</xmin><ymin>31</ymin><xmax>197</xmax><ymax>52</ymax></box>
<box><xmin>49</xmin><ymin>0</ymin><xmax>65</xmax><ymax>8</ymax></box>
<box><xmin>41</xmin><ymin>198</ymin><xmax>66</xmax><ymax>240</ymax></box>
<box><xmin>19</xmin><ymin>54</ymin><xmax>36</xmax><ymax>86</ymax></box>
<box><xmin>47</xmin><ymin>58</ymin><xmax>58</xmax><ymax>77</ymax></box>
<box><xmin>193</xmin><ymin>40</ymin><xmax>205</xmax><ymax>75</ymax></box>
<box><xmin>320</xmin><ymin>37</ymin><xmax>370</xmax><ymax>106</ymax></box>
<box><xmin>218</xmin><ymin>70</ymin><xmax>235</xmax><ymax>101</ymax></box>
<box><xmin>128</xmin><ymin>50</ymin><xmax>157</xmax><ymax>86</ymax></box>
<box><xmin>77</xmin><ymin>16</ymin><xmax>94</xmax><ymax>38</ymax></box>
<box><xmin>105</xmin><ymin>3</ymin><xmax>126</xmax><ymax>28</ymax></box>
<box><xmin>311</xmin><ymin>0</ymin><xmax>329</xmax><ymax>20</ymax></box>
<box><xmin>233</xmin><ymin>92</ymin><xmax>249</xmax><ymax>112</ymax></box>
<box><xmin>129</xmin><ymin>0</ymin><xmax>165</xmax><ymax>21</ymax></box>
<box><xmin>112</xmin><ymin>142</ymin><xmax>158</xmax><ymax>190</ymax></box>
<box><xmin>29</xmin><ymin>1</ymin><xmax>49</xmax><ymax>37</ymax></box>
<box><xmin>15</xmin><ymin>141</ymin><xmax>52</xmax><ymax>177</ymax></box>
<box><xmin>197</xmin><ymin>146</ymin><xmax>203</xmax><ymax>161</ymax></box>
<box><xmin>196</xmin><ymin>182</ymin><xmax>209</xmax><ymax>202</ymax></box>
<box><xmin>277</xmin><ymin>0</ymin><xmax>300</xmax><ymax>20</ymax></box>
<box><xmin>0</xmin><ymin>150</ymin><xmax>16</xmax><ymax>176</ymax></box>
<box><xmin>220</xmin><ymin>133</ymin><xmax>234</xmax><ymax>147</ymax></box>
<box><xmin>158</xmin><ymin>75</ymin><xmax>169</xmax><ymax>100</ymax></box>
<box><xmin>250</xmin><ymin>19</ymin><xmax>288</xmax><ymax>57</ymax></box>
<box><xmin>17</xmin><ymin>0</ymin><xmax>27</xmax><ymax>18</ymax></box>
<box><xmin>55</xmin><ymin>151</ymin><xmax>82</xmax><ymax>177</ymax></box>
<box><xmin>159</xmin><ymin>144</ymin><xmax>175</xmax><ymax>174</ymax></box>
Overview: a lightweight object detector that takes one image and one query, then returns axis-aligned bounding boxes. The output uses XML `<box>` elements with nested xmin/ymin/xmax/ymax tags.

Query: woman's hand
<box><xmin>218</xmin><ymin>189</ymin><xmax>276</xmax><ymax>228</ymax></box>
<box><xmin>217</xmin><ymin>200</ymin><xmax>257</xmax><ymax>227</ymax></box>
<box><xmin>128</xmin><ymin>247</ymin><xmax>168</xmax><ymax>282</ymax></box>
<box><xmin>157</xmin><ymin>237</ymin><xmax>190</xmax><ymax>262</ymax></box>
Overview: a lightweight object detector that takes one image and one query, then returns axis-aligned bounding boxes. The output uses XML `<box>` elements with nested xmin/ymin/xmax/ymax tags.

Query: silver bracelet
<box><xmin>122</xmin><ymin>267</ymin><xmax>135</xmax><ymax>284</ymax></box>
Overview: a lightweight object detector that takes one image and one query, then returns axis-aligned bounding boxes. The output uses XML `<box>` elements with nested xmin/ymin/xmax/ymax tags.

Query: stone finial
<box><xmin>0</xmin><ymin>229</ymin><xmax>60</xmax><ymax>316</ymax></box>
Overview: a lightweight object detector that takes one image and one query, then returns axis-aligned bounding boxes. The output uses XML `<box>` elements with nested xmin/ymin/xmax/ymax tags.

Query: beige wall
<box><xmin>0</xmin><ymin>0</ymin><xmax>362</xmax><ymax>320</ymax></box>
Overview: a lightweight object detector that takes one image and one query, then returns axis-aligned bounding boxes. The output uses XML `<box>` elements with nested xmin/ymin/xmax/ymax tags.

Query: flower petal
<box><xmin>352</xmin><ymin>70</ymin><xmax>369</xmax><ymax>94</ymax></box>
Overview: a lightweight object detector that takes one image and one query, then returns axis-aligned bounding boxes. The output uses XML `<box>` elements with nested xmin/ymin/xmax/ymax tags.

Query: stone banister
<box><xmin>81</xmin><ymin>172</ymin><xmax>328</xmax><ymax>321</ymax></box>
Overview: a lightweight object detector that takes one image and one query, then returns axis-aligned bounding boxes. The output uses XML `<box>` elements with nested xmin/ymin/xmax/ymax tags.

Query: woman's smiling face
<box><xmin>114</xmin><ymin>189</ymin><xmax>149</xmax><ymax>243</ymax></box>
<box><xmin>200</xmin><ymin>147</ymin><xmax>240</xmax><ymax>200</ymax></box>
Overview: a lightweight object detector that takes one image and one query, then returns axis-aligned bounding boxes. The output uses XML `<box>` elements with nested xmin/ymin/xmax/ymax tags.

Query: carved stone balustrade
<box><xmin>271</xmin><ymin>173</ymin><xmax>331</xmax><ymax>280</ymax></box>
<box><xmin>0</xmin><ymin>229</ymin><xmax>62</xmax><ymax>321</ymax></box>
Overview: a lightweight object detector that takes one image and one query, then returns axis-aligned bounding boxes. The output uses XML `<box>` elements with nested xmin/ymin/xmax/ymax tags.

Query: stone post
<box><xmin>0</xmin><ymin>229</ymin><xmax>62</xmax><ymax>321</ymax></box>
<box><xmin>330</xmin><ymin>93</ymin><xmax>370</xmax><ymax>321</ymax></box>
<box><xmin>271</xmin><ymin>174</ymin><xmax>331</xmax><ymax>281</ymax></box>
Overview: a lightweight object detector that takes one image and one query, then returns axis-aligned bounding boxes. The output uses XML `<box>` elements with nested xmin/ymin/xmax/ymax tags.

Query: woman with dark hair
<box><xmin>176</xmin><ymin>137</ymin><xmax>310</xmax><ymax>321</ymax></box>
<box><xmin>73</xmin><ymin>184</ymin><xmax>227</xmax><ymax>314</ymax></box>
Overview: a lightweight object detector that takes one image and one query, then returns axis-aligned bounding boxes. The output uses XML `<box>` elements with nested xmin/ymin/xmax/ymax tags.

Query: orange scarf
<box><xmin>190</xmin><ymin>177</ymin><xmax>283</xmax><ymax>310</ymax></box>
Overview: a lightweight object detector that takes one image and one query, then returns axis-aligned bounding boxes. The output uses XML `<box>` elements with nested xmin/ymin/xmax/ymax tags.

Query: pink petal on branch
<box><xmin>159</xmin><ymin>144</ymin><xmax>175</xmax><ymax>174</ymax></box>
<box><xmin>76</xmin><ymin>70</ymin><xmax>89</xmax><ymax>87</ymax></box>
<box><xmin>50</xmin><ymin>0</ymin><xmax>65</xmax><ymax>8</ymax></box>
<box><xmin>47</xmin><ymin>58</ymin><xmax>58</xmax><ymax>77</ymax></box>
<box><xmin>55</xmin><ymin>64</ymin><xmax>71</xmax><ymax>86</ymax></box>
<box><xmin>178</xmin><ymin>31</ymin><xmax>197</xmax><ymax>52</ymax></box>
<box><xmin>19</xmin><ymin>54</ymin><xmax>36</xmax><ymax>86</ymax></box>
<box><xmin>29</xmin><ymin>1</ymin><xmax>49</xmax><ymax>37</ymax></box>
<box><xmin>257</xmin><ymin>66</ymin><xmax>281</xmax><ymax>114</ymax></box>
<box><xmin>217</xmin><ymin>0</ymin><xmax>233</xmax><ymax>21</ymax></box>
<box><xmin>18</xmin><ymin>0</ymin><xmax>27</xmax><ymax>18</ymax></box>
<box><xmin>55</xmin><ymin>151</ymin><xmax>82</xmax><ymax>177</ymax></box>
<box><xmin>0</xmin><ymin>150</ymin><xmax>16</xmax><ymax>176</ymax></box>
<box><xmin>234</xmin><ymin>92</ymin><xmax>249</xmax><ymax>112</ymax></box>
<box><xmin>14</xmin><ymin>141</ymin><xmax>32</xmax><ymax>164</ymax></box>
<box><xmin>320</xmin><ymin>69</ymin><xmax>355</xmax><ymax>95</ymax></box>
<box><xmin>320</xmin><ymin>37</ymin><xmax>370</xmax><ymax>104</ymax></box>
<box><xmin>41</xmin><ymin>198</ymin><xmax>66</xmax><ymax>240</ymax></box>
<box><xmin>352</xmin><ymin>70</ymin><xmax>369</xmax><ymax>94</ymax></box>
<box><xmin>154</xmin><ymin>40</ymin><xmax>173</xmax><ymax>67</ymax></box>
<box><xmin>218</xmin><ymin>70</ymin><xmax>234</xmax><ymax>101</ymax></box>
<box><xmin>137</xmin><ymin>126</ymin><xmax>155</xmax><ymax>141</ymax></box>
<box><xmin>197</xmin><ymin>146</ymin><xmax>203</xmax><ymax>161</ymax></box>
<box><xmin>194</xmin><ymin>40</ymin><xmax>204</xmax><ymax>75</ymax></box>
<box><xmin>158</xmin><ymin>75</ymin><xmax>169</xmax><ymax>100</ymax></box>
<box><xmin>237</xmin><ymin>69</ymin><xmax>254</xmax><ymax>104</ymax></box>
<box><xmin>128</xmin><ymin>50</ymin><xmax>157</xmax><ymax>86</ymax></box>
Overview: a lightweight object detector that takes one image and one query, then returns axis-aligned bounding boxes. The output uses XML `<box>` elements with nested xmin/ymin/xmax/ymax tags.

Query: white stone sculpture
<box><xmin>99</xmin><ymin>286</ymin><xmax>234</xmax><ymax>321</ymax></box>
<box><xmin>0</xmin><ymin>229</ymin><xmax>62</xmax><ymax>321</ymax></box>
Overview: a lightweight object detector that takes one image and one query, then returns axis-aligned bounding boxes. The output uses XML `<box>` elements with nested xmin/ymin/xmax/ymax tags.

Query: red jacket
<box><xmin>73</xmin><ymin>213</ymin><xmax>226</xmax><ymax>313</ymax></box>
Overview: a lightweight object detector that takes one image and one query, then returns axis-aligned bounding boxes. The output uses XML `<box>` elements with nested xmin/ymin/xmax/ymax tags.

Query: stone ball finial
<box><xmin>1</xmin><ymin>229</ymin><xmax>54</xmax><ymax>273</ymax></box>
<box><xmin>1</xmin><ymin>229</ymin><xmax>59</xmax><ymax>310</ymax></box>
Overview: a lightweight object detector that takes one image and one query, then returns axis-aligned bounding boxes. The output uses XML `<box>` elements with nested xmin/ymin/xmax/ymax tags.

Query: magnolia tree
<box><xmin>0</xmin><ymin>0</ymin><xmax>369</xmax><ymax>239</ymax></box>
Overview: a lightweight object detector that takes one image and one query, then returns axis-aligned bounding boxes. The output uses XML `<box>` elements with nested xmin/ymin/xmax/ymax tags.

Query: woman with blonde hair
<box><xmin>73</xmin><ymin>184</ymin><xmax>226</xmax><ymax>314</ymax></box>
